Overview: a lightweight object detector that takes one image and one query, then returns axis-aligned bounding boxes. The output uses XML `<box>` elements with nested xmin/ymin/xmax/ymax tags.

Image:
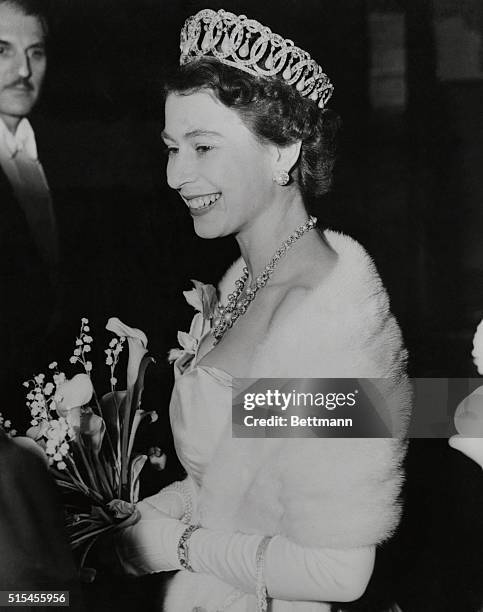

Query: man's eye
<box><xmin>165</xmin><ymin>147</ymin><xmax>178</xmax><ymax>156</ymax></box>
<box><xmin>30</xmin><ymin>49</ymin><xmax>46</xmax><ymax>60</ymax></box>
<box><xmin>0</xmin><ymin>46</ymin><xmax>9</xmax><ymax>56</ymax></box>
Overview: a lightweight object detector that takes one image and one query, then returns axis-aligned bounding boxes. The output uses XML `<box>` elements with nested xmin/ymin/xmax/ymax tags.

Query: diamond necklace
<box><xmin>212</xmin><ymin>215</ymin><xmax>318</xmax><ymax>344</ymax></box>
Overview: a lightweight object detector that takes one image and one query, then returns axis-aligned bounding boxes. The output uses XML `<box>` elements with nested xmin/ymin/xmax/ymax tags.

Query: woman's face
<box><xmin>163</xmin><ymin>90</ymin><xmax>277</xmax><ymax>239</ymax></box>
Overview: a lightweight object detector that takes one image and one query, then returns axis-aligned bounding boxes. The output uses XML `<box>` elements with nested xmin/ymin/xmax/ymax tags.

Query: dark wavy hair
<box><xmin>0</xmin><ymin>0</ymin><xmax>50</xmax><ymax>36</ymax></box>
<box><xmin>164</xmin><ymin>58</ymin><xmax>340</xmax><ymax>200</ymax></box>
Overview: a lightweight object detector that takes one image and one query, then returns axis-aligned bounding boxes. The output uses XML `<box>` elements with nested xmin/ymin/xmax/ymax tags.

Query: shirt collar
<box><xmin>0</xmin><ymin>117</ymin><xmax>38</xmax><ymax>160</ymax></box>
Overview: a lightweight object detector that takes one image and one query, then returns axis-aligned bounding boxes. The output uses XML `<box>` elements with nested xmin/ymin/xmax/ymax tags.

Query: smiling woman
<box><xmin>112</xmin><ymin>9</ymin><xmax>411</xmax><ymax>612</ymax></box>
<box><xmin>163</xmin><ymin>89</ymin><xmax>282</xmax><ymax>239</ymax></box>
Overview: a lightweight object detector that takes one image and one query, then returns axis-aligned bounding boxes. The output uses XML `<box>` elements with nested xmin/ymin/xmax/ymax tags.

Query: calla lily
<box><xmin>55</xmin><ymin>374</ymin><xmax>93</xmax><ymax>417</ymax></box>
<box><xmin>68</xmin><ymin>407</ymin><xmax>105</xmax><ymax>454</ymax></box>
<box><xmin>106</xmin><ymin>317</ymin><xmax>148</xmax><ymax>389</ymax></box>
<box><xmin>105</xmin><ymin>319</ymin><xmax>154</xmax><ymax>498</ymax></box>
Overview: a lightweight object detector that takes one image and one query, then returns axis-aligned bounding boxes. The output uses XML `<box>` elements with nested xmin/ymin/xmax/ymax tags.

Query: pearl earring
<box><xmin>272</xmin><ymin>170</ymin><xmax>290</xmax><ymax>186</ymax></box>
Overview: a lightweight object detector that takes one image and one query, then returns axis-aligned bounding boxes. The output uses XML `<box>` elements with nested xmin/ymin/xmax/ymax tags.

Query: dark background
<box><xmin>21</xmin><ymin>0</ymin><xmax>483</xmax><ymax>610</ymax></box>
<box><xmin>38</xmin><ymin>0</ymin><xmax>483</xmax><ymax>376</ymax></box>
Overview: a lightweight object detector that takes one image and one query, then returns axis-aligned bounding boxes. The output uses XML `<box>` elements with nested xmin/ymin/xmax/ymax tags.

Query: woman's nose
<box><xmin>166</xmin><ymin>152</ymin><xmax>196</xmax><ymax>191</ymax></box>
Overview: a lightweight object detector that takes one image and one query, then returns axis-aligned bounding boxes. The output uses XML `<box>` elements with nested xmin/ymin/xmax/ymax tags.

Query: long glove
<box><xmin>139</xmin><ymin>476</ymin><xmax>197</xmax><ymax>522</ymax></box>
<box><xmin>189</xmin><ymin>529</ymin><xmax>375</xmax><ymax>602</ymax></box>
<box><xmin>115</xmin><ymin>512</ymin><xmax>374</xmax><ymax>603</ymax></box>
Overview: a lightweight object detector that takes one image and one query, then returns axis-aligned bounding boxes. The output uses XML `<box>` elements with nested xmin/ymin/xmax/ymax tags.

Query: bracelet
<box><xmin>177</xmin><ymin>524</ymin><xmax>201</xmax><ymax>572</ymax></box>
<box><xmin>255</xmin><ymin>536</ymin><xmax>272</xmax><ymax>612</ymax></box>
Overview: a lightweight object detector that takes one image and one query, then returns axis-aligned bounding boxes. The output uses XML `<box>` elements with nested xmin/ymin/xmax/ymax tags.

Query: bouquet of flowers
<box><xmin>21</xmin><ymin>317</ymin><xmax>161</xmax><ymax>578</ymax></box>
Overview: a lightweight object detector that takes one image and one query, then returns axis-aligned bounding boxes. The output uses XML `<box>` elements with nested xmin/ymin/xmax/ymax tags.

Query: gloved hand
<box><xmin>139</xmin><ymin>477</ymin><xmax>196</xmax><ymax>522</ymax></box>
<box><xmin>113</xmin><ymin>511</ymin><xmax>186</xmax><ymax>576</ymax></box>
<box><xmin>138</xmin><ymin>490</ymin><xmax>185</xmax><ymax>520</ymax></box>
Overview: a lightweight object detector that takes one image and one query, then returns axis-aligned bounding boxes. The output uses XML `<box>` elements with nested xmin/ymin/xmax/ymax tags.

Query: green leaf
<box><xmin>120</xmin><ymin>354</ymin><xmax>155</xmax><ymax>495</ymax></box>
<box><xmin>129</xmin><ymin>454</ymin><xmax>147</xmax><ymax>503</ymax></box>
<box><xmin>131</xmin><ymin>354</ymin><xmax>156</xmax><ymax>415</ymax></box>
<box><xmin>100</xmin><ymin>390</ymin><xmax>127</xmax><ymax>455</ymax></box>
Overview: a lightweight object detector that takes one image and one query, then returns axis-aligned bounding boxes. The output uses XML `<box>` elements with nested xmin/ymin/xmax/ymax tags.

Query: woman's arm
<box><xmin>116</xmin><ymin>513</ymin><xmax>375</xmax><ymax>604</ymax></box>
<box><xmin>189</xmin><ymin>529</ymin><xmax>375</xmax><ymax>603</ymax></box>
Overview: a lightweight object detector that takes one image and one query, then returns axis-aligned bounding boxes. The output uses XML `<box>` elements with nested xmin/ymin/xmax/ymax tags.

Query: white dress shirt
<box><xmin>0</xmin><ymin>117</ymin><xmax>59</xmax><ymax>273</ymax></box>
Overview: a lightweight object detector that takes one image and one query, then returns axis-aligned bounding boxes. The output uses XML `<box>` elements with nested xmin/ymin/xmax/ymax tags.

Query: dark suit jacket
<box><xmin>0</xmin><ymin>155</ymin><xmax>59</xmax><ymax>430</ymax></box>
<box><xmin>0</xmin><ymin>433</ymin><xmax>81</xmax><ymax>604</ymax></box>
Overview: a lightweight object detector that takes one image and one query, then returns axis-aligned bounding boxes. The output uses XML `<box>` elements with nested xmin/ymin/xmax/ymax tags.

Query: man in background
<box><xmin>0</xmin><ymin>0</ymin><xmax>165</xmax><ymax>430</ymax></box>
<box><xmin>0</xmin><ymin>0</ymin><xmax>59</xmax><ymax>426</ymax></box>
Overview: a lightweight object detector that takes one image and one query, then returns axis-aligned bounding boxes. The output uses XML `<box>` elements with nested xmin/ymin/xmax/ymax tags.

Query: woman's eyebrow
<box><xmin>184</xmin><ymin>129</ymin><xmax>223</xmax><ymax>139</ymax></box>
<box><xmin>161</xmin><ymin>129</ymin><xmax>224</xmax><ymax>142</ymax></box>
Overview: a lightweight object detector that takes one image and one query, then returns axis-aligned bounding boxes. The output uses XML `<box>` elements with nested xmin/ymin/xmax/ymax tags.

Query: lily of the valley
<box><xmin>106</xmin><ymin>317</ymin><xmax>148</xmax><ymax>388</ymax></box>
<box><xmin>68</xmin><ymin>407</ymin><xmax>105</xmax><ymax>454</ymax></box>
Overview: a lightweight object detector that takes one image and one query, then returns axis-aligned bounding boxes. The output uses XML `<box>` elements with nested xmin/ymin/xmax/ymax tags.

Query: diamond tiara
<box><xmin>179</xmin><ymin>9</ymin><xmax>334</xmax><ymax>109</ymax></box>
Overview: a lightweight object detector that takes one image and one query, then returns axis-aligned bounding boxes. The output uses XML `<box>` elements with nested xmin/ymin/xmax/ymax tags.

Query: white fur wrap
<box><xmin>164</xmin><ymin>230</ymin><xmax>412</xmax><ymax>611</ymax></box>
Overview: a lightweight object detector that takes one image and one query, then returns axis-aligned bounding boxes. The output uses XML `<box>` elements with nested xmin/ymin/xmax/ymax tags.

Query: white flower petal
<box><xmin>177</xmin><ymin>331</ymin><xmax>197</xmax><ymax>354</ymax></box>
<box><xmin>55</xmin><ymin>374</ymin><xmax>93</xmax><ymax>414</ymax></box>
<box><xmin>106</xmin><ymin>317</ymin><xmax>148</xmax><ymax>348</ymax></box>
<box><xmin>168</xmin><ymin>348</ymin><xmax>184</xmax><ymax>364</ymax></box>
<box><xmin>183</xmin><ymin>287</ymin><xmax>203</xmax><ymax>312</ymax></box>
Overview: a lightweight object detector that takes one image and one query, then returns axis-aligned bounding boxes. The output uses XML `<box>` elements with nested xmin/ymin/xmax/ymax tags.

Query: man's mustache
<box><xmin>6</xmin><ymin>79</ymin><xmax>34</xmax><ymax>90</ymax></box>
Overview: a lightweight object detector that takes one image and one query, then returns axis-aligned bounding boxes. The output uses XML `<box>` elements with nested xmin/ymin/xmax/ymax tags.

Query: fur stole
<box><xmin>164</xmin><ymin>230</ymin><xmax>411</xmax><ymax>612</ymax></box>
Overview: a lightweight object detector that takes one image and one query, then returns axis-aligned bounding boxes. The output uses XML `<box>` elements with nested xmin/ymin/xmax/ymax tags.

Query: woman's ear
<box><xmin>273</xmin><ymin>140</ymin><xmax>302</xmax><ymax>175</ymax></box>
